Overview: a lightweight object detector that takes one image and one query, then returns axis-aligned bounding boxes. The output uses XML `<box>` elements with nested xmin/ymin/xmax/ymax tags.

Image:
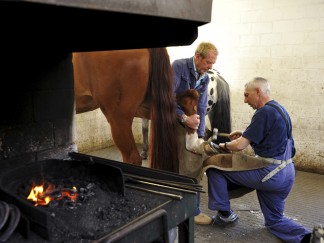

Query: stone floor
<box><xmin>86</xmin><ymin>145</ymin><xmax>324</xmax><ymax>243</ymax></box>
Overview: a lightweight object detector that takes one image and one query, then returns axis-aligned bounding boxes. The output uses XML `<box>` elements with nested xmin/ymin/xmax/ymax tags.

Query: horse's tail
<box><xmin>210</xmin><ymin>70</ymin><xmax>232</xmax><ymax>143</ymax></box>
<box><xmin>147</xmin><ymin>48</ymin><xmax>179</xmax><ymax>173</ymax></box>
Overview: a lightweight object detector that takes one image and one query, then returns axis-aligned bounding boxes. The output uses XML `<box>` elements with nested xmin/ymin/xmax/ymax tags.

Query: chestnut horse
<box><xmin>73</xmin><ymin>48</ymin><xmax>179</xmax><ymax>173</ymax></box>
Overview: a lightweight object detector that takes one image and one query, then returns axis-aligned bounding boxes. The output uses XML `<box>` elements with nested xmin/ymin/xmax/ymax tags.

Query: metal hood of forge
<box><xmin>1</xmin><ymin>0</ymin><xmax>213</xmax><ymax>52</ymax></box>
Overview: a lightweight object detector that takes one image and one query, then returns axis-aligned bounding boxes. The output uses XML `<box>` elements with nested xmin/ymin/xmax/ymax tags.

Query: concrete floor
<box><xmin>85</xmin><ymin>145</ymin><xmax>324</xmax><ymax>243</ymax></box>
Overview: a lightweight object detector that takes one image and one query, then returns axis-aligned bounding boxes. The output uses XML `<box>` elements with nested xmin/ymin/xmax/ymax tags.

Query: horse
<box><xmin>73</xmin><ymin>48</ymin><xmax>180</xmax><ymax>173</ymax></box>
<box><xmin>140</xmin><ymin>68</ymin><xmax>232</xmax><ymax>160</ymax></box>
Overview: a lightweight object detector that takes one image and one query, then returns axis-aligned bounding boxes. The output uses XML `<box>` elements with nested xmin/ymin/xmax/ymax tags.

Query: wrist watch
<box><xmin>180</xmin><ymin>114</ymin><xmax>188</xmax><ymax>123</ymax></box>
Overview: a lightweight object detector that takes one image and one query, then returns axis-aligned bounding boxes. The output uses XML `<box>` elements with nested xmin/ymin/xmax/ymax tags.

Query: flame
<box><xmin>27</xmin><ymin>183</ymin><xmax>78</xmax><ymax>206</ymax></box>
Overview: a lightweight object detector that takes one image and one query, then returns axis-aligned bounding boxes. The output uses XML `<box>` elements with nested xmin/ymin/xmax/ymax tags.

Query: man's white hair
<box><xmin>245</xmin><ymin>77</ymin><xmax>270</xmax><ymax>95</ymax></box>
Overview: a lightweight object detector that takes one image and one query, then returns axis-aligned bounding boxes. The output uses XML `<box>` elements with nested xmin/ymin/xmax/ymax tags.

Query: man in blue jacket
<box><xmin>172</xmin><ymin>41</ymin><xmax>218</xmax><ymax>225</ymax></box>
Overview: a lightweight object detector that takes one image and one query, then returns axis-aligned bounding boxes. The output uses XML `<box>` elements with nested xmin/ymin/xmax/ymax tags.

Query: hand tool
<box><xmin>212</xmin><ymin>128</ymin><xmax>230</xmax><ymax>140</ymax></box>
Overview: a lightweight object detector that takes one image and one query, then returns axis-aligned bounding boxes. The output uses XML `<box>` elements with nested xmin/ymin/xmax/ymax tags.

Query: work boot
<box><xmin>194</xmin><ymin>213</ymin><xmax>212</xmax><ymax>225</ymax></box>
<box><xmin>212</xmin><ymin>210</ymin><xmax>239</xmax><ymax>227</ymax></box>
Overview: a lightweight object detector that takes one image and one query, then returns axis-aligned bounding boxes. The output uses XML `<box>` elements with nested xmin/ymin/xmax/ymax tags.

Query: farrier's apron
<box><xmin>200</xmin><ymin>153</ymin><xmax>293</xmax><ymax>182</ymax></box>
<box><xmin>177</xmin><ymin>122</ymin><xmax>292</xmax><ymax>183</ymax></box>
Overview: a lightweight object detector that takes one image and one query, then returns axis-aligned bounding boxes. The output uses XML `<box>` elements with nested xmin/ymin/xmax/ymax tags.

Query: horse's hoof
<box><xmin>204</xmin><ymin>142</ymin><xmax>230</xmax><ymax>156</ymax></box>
<box><xmin>140</xmin><ymin>151</ymin><xmax>148</xmax><ymax>160</ymax></box>
<box><xmin>204</xmin><ymin>143</ymin><xmax>218</xmax><ymax>156</ymax></box>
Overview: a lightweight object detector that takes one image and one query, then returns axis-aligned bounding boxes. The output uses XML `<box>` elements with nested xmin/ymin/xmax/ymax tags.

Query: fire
<box><xmin>27</xmin><ymin>183</ymin><xmax>78</xmax><ymax>206</ymax></box>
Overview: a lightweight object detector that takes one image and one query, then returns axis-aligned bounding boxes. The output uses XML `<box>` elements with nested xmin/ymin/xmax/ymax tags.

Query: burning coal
<box><xmin>27</xmin><ymin>183</ymin><xmax>78</xmax><ymax>206</ymax></box>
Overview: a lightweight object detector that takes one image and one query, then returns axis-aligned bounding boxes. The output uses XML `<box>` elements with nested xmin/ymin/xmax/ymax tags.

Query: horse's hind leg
<box><xmin>140</xmin><ymin>118</ymin><xmax>149</xmax><ymax>160</ymax></box>
<box><xmin>108</xmin><ymin>117</ymin><xmax>142</xmax><ymax>166</ymax></box>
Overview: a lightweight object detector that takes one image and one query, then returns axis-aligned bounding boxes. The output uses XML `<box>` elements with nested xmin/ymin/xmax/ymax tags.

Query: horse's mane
<box><xmin>176</xmin><ymin>89</ymin><xmax>199</xmax><ymax>134</ymax></box>
<box><xmin>148</xmin><ymin>48</ymin><xmax>179</xmax><ymax>173</ymax></box>
<box><xmin>176</xmin><ymin>89</ymin><xmax>200</xmax><ymax>116</ymax></box>
<box><xmin>209</xmin><ymin>71</ymin><xmax>232</xmax><ymax>143</ymax></box>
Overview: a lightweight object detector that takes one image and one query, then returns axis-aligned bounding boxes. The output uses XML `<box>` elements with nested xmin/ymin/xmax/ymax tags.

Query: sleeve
<box><xmin>242</xmin><ymin>108</ymin><xmax>269</xmax><ymax>145</ymax></box>
<box><xmin>171</xmin><ymin>60</ymin><xmax>185</xmax><ymax>117</ymax></box>
<box><xmin>172</xmin><ymin>60</ymin><xmax>182</xmax><ymax>93</ymax></box>
<box><xmin>196</xmin><ymin>78</ymin><xmax>209</xmax><ymax>137</ymax></box>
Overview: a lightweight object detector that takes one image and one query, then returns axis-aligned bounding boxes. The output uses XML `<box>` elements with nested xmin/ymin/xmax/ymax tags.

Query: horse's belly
<box><xmin>75</xmin><ymin>95</ymin><xmax>99</xmax><ymax>114</ymax></box>
<box><xmin>135</xmin><ymin>103</ymin><xmax>150</xmax><ymax>119</ymax></box>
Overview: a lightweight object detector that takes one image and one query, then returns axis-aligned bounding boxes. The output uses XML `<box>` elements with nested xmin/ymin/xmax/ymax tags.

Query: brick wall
<box><xmin>0</xmin><ymin>52</ymin><xmax>76</xmax><ymax>165</ymax></box>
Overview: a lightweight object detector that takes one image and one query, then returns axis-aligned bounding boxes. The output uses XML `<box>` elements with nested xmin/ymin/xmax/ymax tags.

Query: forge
<box><xmin>0</xmin><ymin>153</ymin><xmax>200</xmax><ymax>242</ymax></box>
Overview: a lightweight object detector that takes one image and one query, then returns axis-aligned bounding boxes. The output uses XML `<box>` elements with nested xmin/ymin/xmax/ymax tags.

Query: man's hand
<box><xmin>185</xmin><ymin>114</ymin><xmax>200</xmax><ymax>130</ymax></box>
<box><xmin>229</xmin><ymin>130</ymin><xmax>243</xmax><ymax>140</ymax></box>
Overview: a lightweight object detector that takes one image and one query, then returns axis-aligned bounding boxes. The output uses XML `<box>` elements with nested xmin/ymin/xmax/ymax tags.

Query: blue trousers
<box><xmin>196</xmin><ymin>192</ymin><xmax>201</xmax><ymax>215</ymax></box>
<box><xmin>206</xmin><ymin>163</ymin><xmax>311</xmax><ymax>243</ymax></box>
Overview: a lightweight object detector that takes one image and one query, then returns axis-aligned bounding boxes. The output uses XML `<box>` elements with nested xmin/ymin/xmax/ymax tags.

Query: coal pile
<box><xmin>43</xmin><ymin>181</ymin><xmax>166</xmax><ymax>242</ymax></box>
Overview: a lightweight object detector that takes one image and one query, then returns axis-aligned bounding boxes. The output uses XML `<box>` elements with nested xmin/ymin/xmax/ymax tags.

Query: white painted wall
<box><xmin>76</xmin><ymin>0</ymin><xmax>324</xmax><ymax>172</ymax></box>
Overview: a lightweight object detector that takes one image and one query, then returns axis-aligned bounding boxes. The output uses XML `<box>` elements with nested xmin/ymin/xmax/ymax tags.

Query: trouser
<box><xmin>206</xmin><ymin>163</ymin><xmax>311</xmax><ymax>243</ymax></box>
<box><xmin>196</xmin><ymin>192</ymin><xmax>201</xmax><ymax>215</ymax></box>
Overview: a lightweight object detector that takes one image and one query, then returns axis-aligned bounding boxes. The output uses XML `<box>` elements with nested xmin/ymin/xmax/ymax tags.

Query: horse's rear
<box><xmin>73</xmin><ymin>49</ymin><xmax>150</xmax><ymax>116</ymax></box>
<box><xmin>73</xmin><ymin>48</ymin><xmax>179</xmax><ymax>172</ymax></box>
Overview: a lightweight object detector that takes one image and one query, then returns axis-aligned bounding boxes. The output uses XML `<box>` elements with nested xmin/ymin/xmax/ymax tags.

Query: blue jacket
<box><xmin>172</xmin><ymin>57</ymin><xmax>209</xmax><ymax>137</ymax></box>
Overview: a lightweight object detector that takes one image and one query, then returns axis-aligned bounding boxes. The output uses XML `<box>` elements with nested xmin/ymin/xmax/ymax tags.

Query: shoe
<box><xmin>194</xmin><ymin>213</ymin><xmax>212</xmax><ymax>225</ymax></box>
<box><xmin>212</xmin><ymin>210</ymin><xmax>239</xmax><ymax>226</ymax></box>
<box><xmin>209</xmin><ymin>142</ymin><xmax>230</xmax><ymax>154</ymax></box>
<box><xmin>204</xmin><ymin>143</ymin><xmax>218</xmax><ymax>156</ymax></box>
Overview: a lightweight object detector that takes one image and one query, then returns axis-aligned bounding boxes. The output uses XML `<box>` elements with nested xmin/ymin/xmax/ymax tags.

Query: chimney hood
<box><xmin>1</xmin><ymin>0</ymin><xmax>213</xmax><ymax>51</ymax></box>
